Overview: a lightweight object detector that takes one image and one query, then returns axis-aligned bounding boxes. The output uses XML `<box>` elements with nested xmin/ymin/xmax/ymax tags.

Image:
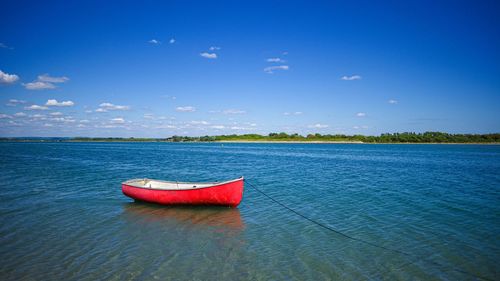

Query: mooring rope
<box><xmin>244</xmin><ymin>179</ymin><xmax>493</xmax><ymax>281</ymax></box>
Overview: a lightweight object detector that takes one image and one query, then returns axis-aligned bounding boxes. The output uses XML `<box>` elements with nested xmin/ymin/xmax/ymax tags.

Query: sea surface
<box><xmin>0</xmin><ymin>142</ymin><xmax>498</xmax><ymax>280</ymax></box>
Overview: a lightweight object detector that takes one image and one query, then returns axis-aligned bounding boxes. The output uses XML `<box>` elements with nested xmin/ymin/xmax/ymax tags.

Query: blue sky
<box><xmin>1</xmin><ymin>0</ymin><xmax>499</xmax><ymax>137</ymax></box>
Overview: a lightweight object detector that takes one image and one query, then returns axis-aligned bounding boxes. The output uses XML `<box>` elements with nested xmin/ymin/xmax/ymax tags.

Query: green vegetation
<box><xmin>1</xmin><ymin>132</ymin><xmax>498</xmax><ymax>143</ymax></box>
<box><xmin>166</xmin><ymin>132</ymin><xmax>500</xmax><ymax>143</ymax></box>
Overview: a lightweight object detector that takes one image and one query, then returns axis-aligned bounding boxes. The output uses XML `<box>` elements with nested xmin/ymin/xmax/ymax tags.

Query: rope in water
<box><xmin>244</xmin><ymin>179</ymin><xmax>493</xmax><ymax>281</ymax></box>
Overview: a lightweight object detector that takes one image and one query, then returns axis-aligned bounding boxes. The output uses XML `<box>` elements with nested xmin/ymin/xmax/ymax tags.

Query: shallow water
<box><xmin>0</xmin><ymin>142</ymin><xmax>498</xmax><ymax>280</ymax></box>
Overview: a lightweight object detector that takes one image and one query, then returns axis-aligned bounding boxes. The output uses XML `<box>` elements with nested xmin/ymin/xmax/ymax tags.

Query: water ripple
<box><xmin>0</xmin><ymin>142</ymin><xmax>498</xmax><ymax>280</ymax></box>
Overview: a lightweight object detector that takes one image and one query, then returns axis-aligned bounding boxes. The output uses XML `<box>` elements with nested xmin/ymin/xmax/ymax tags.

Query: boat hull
<box><xmin>122</xmin><ymin>178</ymin><xmax>244</xmax><ymax>207</ymax></box>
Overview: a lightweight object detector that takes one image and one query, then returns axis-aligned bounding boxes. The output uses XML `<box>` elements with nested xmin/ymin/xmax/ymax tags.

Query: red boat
<box><xmin>122</xmin><ymin>177</ymin><xmax>244</xmax><ymax>207</ymax></box>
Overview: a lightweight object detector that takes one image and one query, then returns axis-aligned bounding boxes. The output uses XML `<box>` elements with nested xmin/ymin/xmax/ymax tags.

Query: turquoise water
<box><xmin>0</xmin><ymin>142</ymin><xmax>498</xmax><ymax>280</ymax></box>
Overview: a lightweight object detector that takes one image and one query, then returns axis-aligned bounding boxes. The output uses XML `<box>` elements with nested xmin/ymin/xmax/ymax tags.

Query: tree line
<box><xmin>166</xmin><ymin>132</ymin><xmax>499</xmax><ymax>143</ymax></box>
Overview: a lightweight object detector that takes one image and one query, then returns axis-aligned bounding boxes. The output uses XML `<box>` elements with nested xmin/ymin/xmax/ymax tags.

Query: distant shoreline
<box><xmin>1</xmin><ymin>132</ymin><xmax>499</xmax><ymax>144</ymax></box>
<box><xmin>1</xmin><ymin>139</ymin><xmax>499</xmax><ymax>145</ymax></box>
<box><xmin>214</xmin><ymin>140</ymin><xmax>500</xmax><ymax>145</ymax></box>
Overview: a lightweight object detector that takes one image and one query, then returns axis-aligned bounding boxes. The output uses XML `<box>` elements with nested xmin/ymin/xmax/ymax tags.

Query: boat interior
<box><xmin>123</xmin><ymin>178</ymin><xmax>232</xmax><ymax>190</ymax></box>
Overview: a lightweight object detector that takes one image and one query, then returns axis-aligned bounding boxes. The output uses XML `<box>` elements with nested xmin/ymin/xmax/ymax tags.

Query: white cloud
<box><xmin>159</xmin><ymin>116</ymin><xmax>172</xmax><ymax>120</ymax></box>
<box><xmin>51</xmin><ymin>117</ymin><xmax>75</xmax><ymax>123</ymax></box>
<box><xmin>24</xmin><ymin>81</ymin><xmax>56</xmax><ymax>90</ymax></box>
<box><xmin>200</xmin><ymin>52</ymin><xmax>217</xmax><ymax>59</ymax></box>
<box><xmin>341</xmin><ymin>75</ymin><xmax>362</xmax><ymax>81</ymax></box>
<box><xmin>50</xmin><ymin>112</ymin><xmax>63</xmax><ymax>116</ymax></box>
<box><xmin>211</xmin><ymin>125</ymin><xmax>225</xmax><ymax>129</ymax></box>
<box><xmin>354</xmin><ymin>125</ymin><xmax>369</xmax><ymax>129</ymax></box>
<box><xmin>264</xmin><ymin>65</ymin><xmax>289</xmax><ymax>74</ymax></box>
<box><xmin>24</xmin><ymin>73</ymin><xmax>69</xmax><ymax>90</ymax></box>
<box><xmin>38</xmin><ymin>74</ymin><xmax>69</xmax><ymax>83</ymax></box>
<box><xmin>97</xmin><ymin>102</ymin><xmax>130</xmax><ymax>112</ymax></box>
<box><xmin>356</xmin><ymin>112</ymin><xmax>366</xmax><ymax>117</ymax></box>
<box><xmin>169</xmin><ymin>38</ymin><xmax>176</xmax><ymax>44</ymax></box>
<box><xmin>176</xmin><ymin>106</ymin><xmax>196</xmax><ymax>112</ymax></box>
<box><xmin>98</xmin><ymin>124</ymin><xmax>119</xmax><ymax>129</ymax></box>
<box><xmin>388</xmin><ymin>99</ymin><xmax>398</xmax><ymax>104</ymax></box>
<box><xmin>25</xmin><ymin>105</ymin><xmax>49</xmax><ymax>110</ymax></box>
<box><xmin>267</xmin><ymin>58</ymin><xmax>286</xmax><ymax>63</ymax></box>
<box><xmin>189</xmin><ymin>120</ymin><xmax>209</xmax><ymax>125</ymax></box>
<box><xmin>308</xmin><ymin>123</ymin><xmax>329</xmax><ymax>129</ymax></box>
<box><xmin>230</xmin><ymin>126</ymin><xmax>246</xmax><ymax>130</ymax></box>
<box><xmin>14</xmin><ymin>112</ymin><xmax>27</xmax><ymax>117</ymax></box>
<box><xmin>209</xmin><ymin>109</ymin><xmax>246</xmax><ymax>114</ymax></box>
<box><xmin>6</xmin><ymin>99</ymin><xmax>26</xmax><ymax>106</ymax></box>
<box><xmin>155</xmin><ymin>124</ymin><xmax>177</xmax><ymax>129</ymax></box>
<box><xmin>43</xmin><ymin>123</ymin><xmax>53</xmax><ymax>127</ymax></box>
<box><xmin>110</xmin><ymin>117</ymin><xmax>125</xmax><ymax>124</ymax></box>
<box><xmin>80</xmin><ymin>120</ymin><xmax>89</xmax><ymax>123</ymax></box>
<box><xmin>9</xmin><ymin>99</ymin><xmax>25</xmax><ymax>103</ymax></box>
<box><xmin>0</xmin><ymin>114</ymin><xmax>12</xmax><ymax>119</ymax></box>
<box><xmin>223</xmin><ymin>109</ymin><xmax>246</xmax><ymax>114</ymax></box>
<box><xmin>209</xmin><ymin>46</ymin><xmax>221</xmax><ymax>51</ymax></box>
<box><xmin>284</xmin><ymin>111</ymin><xmax>302</xmax><ymax>116</ymax></box>
<box><xmin>149</xmin><ymin>39</ymin><xmax>160</xmax><ymax>44</ymax></box>
<box><xmin>0</xmin><ymin>70</ymin><xmax>19</xmax><ymax>84</ymax></box>
<box><xmin>31</xmin><ymin>114</ymin><xmax>45</xmax><ymax>119</ymax></box>
<box><xmin>46</xmin><ymin>99</ymin><xmax>74</xmax><ymax>107</ymax></box>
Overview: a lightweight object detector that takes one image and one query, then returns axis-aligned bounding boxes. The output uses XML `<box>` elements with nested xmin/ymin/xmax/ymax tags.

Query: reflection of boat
<box><xmin>123</xmin><ymin>202</ymin><xmax>245</xmax><ymax>230</ymax></box>
<box><xmin>122</xmin><ymin>177</ymin><xmax>244</xmax><ymax>207</ymax></box>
